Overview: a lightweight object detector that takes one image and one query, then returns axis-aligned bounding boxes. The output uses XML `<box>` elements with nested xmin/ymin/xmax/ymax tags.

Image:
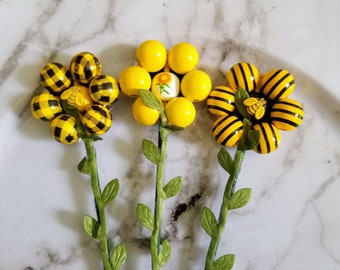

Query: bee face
<box><xmin>226</xmin><ymin>62</ymin><xmax>260</xmax><ymax>93</ymax></box>
<box><xmin>40</xmin><ymin>62</ymin><xmax>72</xmax><ymax>93</ymax></box>
<box><xmin>253</xmin><ymin>122</ymin><xmax>281</xmax><ymax>154</ymax></box>
<box><xmin>70</xmin><ymin>52</ymin><xmax>102</xmax><ymax>84</ymax></box>
<box><xmin>207</xmin><ymin>86</ymin><xmax>236</xmax><ymax>117</ymax></box>
<box><xmin>212</xmin><ymin>115</ymin><xmax>243</xmax><ymax>147</ymax></box>
<box><xmin>50</xmin><ymin>114</ymin><xmax>79</xmax><ymax>144</ymax></box>
<box><xmin>243</xmin><ymin>97</ymin><xmax>267</xmax><ymax>120</ymax></box>
<box><xmin>30</xmin><ymin>91</ymin><xmax>63</xmax><ymax>121</ymax></box>
<box><xmin>89</xmin><ymin>75</ymin><xmax>120</xmax><ymax>105</ymax></box>
<box><xmin>80</xmin><ymin>104</ymin><xmax>112</xmax><ymax>135</ymax></box>
<box><xmin>270</xmin><ymin>99</ymin><xmax>304</xmax><ymax>130</ymax></box>
<box><xmin>261</xmin><ymin>69</ymin><xmax>295</xmax><ymax>100</ymax></box>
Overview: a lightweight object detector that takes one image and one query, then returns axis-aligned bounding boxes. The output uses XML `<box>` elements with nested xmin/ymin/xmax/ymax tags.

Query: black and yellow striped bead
<box><xmin>207</xmin><ymin>86</ymin><xmax>236</xmax><ymax>117</ymax></box>
<box><xmin>260</xmin><ymin>69</ymin><xmax>295</xmax><ymax>100</ymax></box>
<box><xmin>212</xmin><ymin>115</ymin><xmax>243</xmax><ymax>147</ymax></box>
<box><xmin>253</xmin><ymin>122</ymin><xmax>281</xmax><ymax>154</ymax></box>
<box><xmin>70</xmin><ymin>52</ymin><xmax>102</xmax><ymax>84</ymax></box>
<box><xmin>30</xmin><ymin>91</ymin><xmax>63</xmax><ymax>121</ymax></box>
<box><xmin>89</xmin><ymin>75</ymin><xmax>120</xmax><ymax>105</ymax></box>
<box><xmin>80</xmin><ymin>104</ymin><xmax>112</xmax><ymax>135</ymax></box>
<box><xmin>270</xmin><ymin>99</ymin><xmax>304</xmax><ymax>131</ymax></box>
<box><xmin>226</xmin><ymin>62</ymin><xmax>260</xmax><ymax>93</ymax></box>
<box><xmin>40</xmin><ymin>62</ymin><xmax>72</xmax><ymax>93</ymax></box>
<box><xmin>50</xmin><ymin>114</ymin><xmax>78</xmax><ymax>144</ymax></box>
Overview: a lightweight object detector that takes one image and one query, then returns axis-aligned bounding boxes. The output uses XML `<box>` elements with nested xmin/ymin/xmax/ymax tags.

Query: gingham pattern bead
<box><xmin>212</xmin><ymin>115</ymin><xmax>243</xmax><ymax>147</ymax></box>
<box><xmin>260</xmin><ymin>69</ymin><xmax>295</xmax><ymax>100</ymax></box>
<box><xmin>30</xmin><ymin>91</ymin><xmax>63</xmax><ymax>121</ymax></box>
<box><xmin>80</xmin><ymin>104</ymin><xmax>112</xmax><ymax>135</ymax></box>
<box><xmin>40</xmin><ymin>62</ymin><xmax>72</xmax><ymax>93</ymax></box>
<box><xmin>226</xmin><ymin>62</ymin><xmax>260</xmax><ymax>93</ymax></box>
<box><xmin>253</xmin><ymin>122</ymin><xmax>281</xmax><ymax>154</ymax></box>
<box><xmin>50</xmin><ymin>114</ymin><xmax>78</xmax><ymax>144</ymax></box>
<box><xmin>270</xmin><ymin>98</ymin><xmax>304</xmax><ymax>131</ymax></box>
<box><xmin>70</xmin><ymin>52</ymin><xmax>102</xmax><ymax>84</ymax></box>
<box><xmin>89</xmin><ymin>75</ymin><xmax>120</xmax><ymax>105</ymax></box>
<box><xmin>207</xmin><ymin>86</ymin><xmax>236</xmax><ymax>116</ymax></box>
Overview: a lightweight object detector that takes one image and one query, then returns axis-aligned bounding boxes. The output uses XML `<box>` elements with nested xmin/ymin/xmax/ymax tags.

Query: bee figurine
<box><xmin>60</xmin><ymin>85</ymin><xmax>93</xmax><ymax>111</ymax></box>
<box><xmin>243</xmin><ymin>97</ymin><xmax>266</xmax><ymax>120</ymax></box>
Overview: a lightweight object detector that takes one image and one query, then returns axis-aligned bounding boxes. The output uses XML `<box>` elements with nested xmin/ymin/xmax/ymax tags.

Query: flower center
<box><xmin>243</xmin><ymin>97</ymin><xmax>266</xmax><ymax>120</ymax></box>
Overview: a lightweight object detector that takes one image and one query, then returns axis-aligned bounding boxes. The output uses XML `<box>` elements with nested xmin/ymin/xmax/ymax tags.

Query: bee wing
<box><xmin>255</xmin><ymin>106</ymin><xmax>265</xmax><ymax>120</ymax></box>
<box><xmin>243</xmin><ymin>97</ymin><xmax>258</xmax><ymax>106</ymax></box>
<box><xmin>61</xmin><ymin>89</ymin><xmax>72</xmax><ymax>100</ymax></box>
<box><xmin>75</xmin><ymin>93</ymin><xmax>85</xmax><ymax>106</ymax></box>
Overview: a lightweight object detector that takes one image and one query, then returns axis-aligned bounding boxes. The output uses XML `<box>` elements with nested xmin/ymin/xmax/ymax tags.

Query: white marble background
<box><xmin>0</xmin><ymin>0</ymin><xmax>339</xmax><ymax>269</ymax></box>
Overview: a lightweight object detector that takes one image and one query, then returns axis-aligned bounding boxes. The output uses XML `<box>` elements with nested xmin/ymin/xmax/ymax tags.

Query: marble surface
<box><xmin>1</xmin><ymin>0</ymin><xmax>340</xmax><ymax>269</ymax></box>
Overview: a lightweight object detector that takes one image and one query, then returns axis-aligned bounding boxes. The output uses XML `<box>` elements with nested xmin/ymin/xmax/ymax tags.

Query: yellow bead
<box><xmin>132</xmin><ymin>96</ymin><xmax>160</xmax><ymax>125</ymax></box>
<box><xmin>180</xmin><ymin>70</ymin><xmax>212</xmax><ymax>101</ymax></box>
<box><xmin>212</xmin><ymin>115</ymin><xmax>243</xmax><ymax>147</ymax></box>
<box><xmin>70</xmin><ymin>52</ymin><xmax>102</xmax><ymax>84</ymax></box>
<box><xmin>151</xmin><ymin>72</ymin><xmax>180</xmax><ymax>101</ymax></box>
<box><xmin>40</xmin><ymin>62</ymin><xmax>71</xmax><ymax>93</ymax></box>
<box><xmin>89</xmin><ymin>75</ymin><xmax>120</xmax><ymax>105</ymax></box>
<box><xmin>165</xmin><ymin>97</ymin><xmax>196</xmax><ymax>128</ymax></box>
<box><xmin>270</xmin><ymin>98</ymin><xmax>304</xmax><ymax>130</ymax></box>
<box><xmin>80</xmin><ymin>104</ymin><xmax>112</xmax><ymax>135</ymax></box>
<box><xmin>260</xmin><ymin>69</ymin><xmax>295</xmax><ymax>100</ymax></box>
<box><xmin>119</xmin><ymin>66</ymin><xmax>151</xmax><ymax>97</ymax></box>
<box><xmin>167</xmin><ymin>42</ymin><xmax>199</xmax><ymax>74</ymax></box>
<box><xmin>226</xmin><ymin>62</ymin><xmax>260</xmax><ymax>93</ymax></box>
<box><xmin>253</xmin><ymin>122</ymin><xmax>281</xmax><ymax>154</ymax></box>
<box><xmin>50</xmin><ymin>114</ymin><xmax>78</xmax><ymax>144</ymax></box>
<box><xmin>31</xmin><ymin>91</ymin><xmax>62</xmax><ymax>121</ymax></box>
<box><xmin>136</xmin><ymin>40</ymin><xmax>167</xmax><ymax>72</ymax></box>
<box><xmin>207</xmin><ymin>86</ymin><xmax>236</xmax><ymax>117</ymax></box>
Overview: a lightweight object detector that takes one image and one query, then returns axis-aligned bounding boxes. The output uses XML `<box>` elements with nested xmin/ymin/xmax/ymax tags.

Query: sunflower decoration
<box><xmin>201</xmin><ymin>62</ymin><xmax>304</xmax><ymax>270</ymax></box>
<box><xmin>207</xmin><ymin>62</ymin><xmax>304</xmax><ymax>154</ymax></box>
<box><xmin>119</xmin><ymin>40</ymin><xmax>212</xmax><ymax>128</ymax></box>
<box><xmin>30</xmin><ymin>53</ymin><xmax>126</xmax><ymax>270</ymax></box>
<box><xmin>119</xmin><ymin>40</ymin><xmax>212</xmax><ymax>270</ymax></box>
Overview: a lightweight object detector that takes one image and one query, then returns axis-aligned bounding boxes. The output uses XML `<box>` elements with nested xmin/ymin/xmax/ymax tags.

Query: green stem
<box><xmin>204</xmin><ymin>149</ymin><xmax>245</xmax><ymax>270</ymax></box>
<box><xmin>151</xmin><ymin>124</ymin><xmax>169</xmax><ymax>270</ymax></box>
<box><xmin>83</xmin><ymin>138</ymin><xmax>112</xmax><ymax>270</ymax></box>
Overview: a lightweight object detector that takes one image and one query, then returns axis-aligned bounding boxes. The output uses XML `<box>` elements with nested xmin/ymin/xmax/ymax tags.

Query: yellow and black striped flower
<box><xmin>207</xmin><ymin>62</ymin><xmax>304</xmax><ymax>154</ymax></box>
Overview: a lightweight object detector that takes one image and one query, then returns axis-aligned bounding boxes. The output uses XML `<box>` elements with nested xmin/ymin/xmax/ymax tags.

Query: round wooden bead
<box><xmin>212</xmin><ymin>115</ymin><xmax>243</xmax><ymax>147</ymax></box>
<box><xmin>253</xmin><ymin>122</ymin><xmax>281</xmax><ymax>154</ymax></box>
<box><xmin>207</xmin><ymin>86</ymin><xmax>236</xmax><ymax>117</ymax></box>
<box><xmin>226</xmin><ymin>62</ymin><xmax>260</xmax><ymax>93</ymax></box>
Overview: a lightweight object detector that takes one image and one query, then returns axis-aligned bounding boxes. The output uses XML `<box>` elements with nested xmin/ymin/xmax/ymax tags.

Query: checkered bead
<box><xmin>30</xmin><ymin>91</ymin><xmax>63</xmax><ymax>121</ymax></box>
<box><xmin>80</xmin><ymin>104</ymin><xmax>112</xmax><ymax>135</ymax></box>
<box><xmin>70</xmin><ymin>52</ymin><xmax>102</xmax><ymax>84</ymax></box>
<box><xmin>89</xmin><ymin>75</ymin><xmax>120</xmax><ymax>105</ymax></box>
<box><xmin>50</xmin><ymin>114</ymin><xmax>79</xmax><ymax>144</ymax></box>
<box><xmin>40</xmin><ymin>62</ymin><xmax>72</xmax><ymax>93</ymax></box>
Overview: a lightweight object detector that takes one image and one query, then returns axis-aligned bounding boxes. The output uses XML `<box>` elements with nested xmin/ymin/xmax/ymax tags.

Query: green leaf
<box><xmin>142</xmin><ymin>139</ymin><xmax>161</xmax><ymax>164</ymax></box>
<box><xmin>200</xmin><ymin>207</ymin><xmax>218</xmax><ymax>237</ymax></box>
<box><xmin>138</xmin><ymin>89</ymin><xmax>164</xmax><ymax>112</ymax></box>
<box><xmin>212</xmin><ymin>254</ymin><xmax>235</xmax><ymax>270</ymax></box>
<box><xmin>90</xmin><ymin>135</ymin><xmax>103</xmax><ymax>141</ymax></box>
<box><xmin>110</xmin><ymin>242</ymin><xmax>127</xmax><ymax>270</ymax></box>
<box><xmin>101</xmin><ymin>179</ymin><xmax>119</xmax><ymax>207</ymax></box>
<box><xmin>217</xmin><ymin>147</ymin><xmax>234</xmax><ymax>175</ymax></box>
<box><xmin>136</xmin><ymin>203</ymin><xmax>154</xmax><ymax>231</ymax></box>
<box><xmin>235</xmin><ymin>88</ymin><xmax>250</xmax><ymax>119</ymax></box>
<box><xmin>229</xmin><ymin>188</ymin><xmax>252</xmax><ymax>210</ymax></box>
<box><xmin>164</xmin><ymin>125</ymin><xmax>184</xmax><ymax>132</ymax></box>
<box><xmin>238</xmin><ymin>129</ymin><xmax>260</xmax><ymax>151</ymax></box>
<box><xmin>158</xmin><ymin>239</ymin><xmax>171</xmax><ymax>267</ymax></box>
<box><xmin>83</xmin><ymin>215</ymin><xmax>102</xmax><ymax>239</ymax></box>
<box><xmin>163</xmin><ymin>176</ymin><xmax>183</xmax><ymax>198</ymax></box>
<box><xmin>78</xmin><ymin>157</ymin><xmax>92</xmax><ymax>175</ymax></box>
